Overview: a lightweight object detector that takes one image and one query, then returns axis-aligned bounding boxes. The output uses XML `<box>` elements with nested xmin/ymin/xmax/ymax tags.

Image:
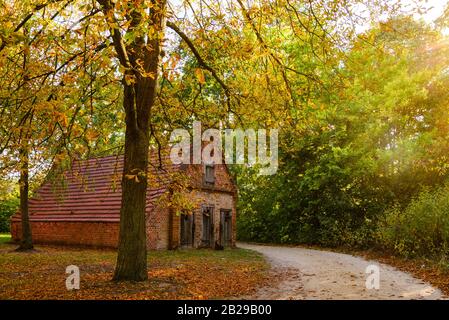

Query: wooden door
<box><xmin>180</xmin><ymin>213</ymin><xmax>194</xmax><ymax>247</ymax></box>
<box><xmin>220</xmin><ymin>209</ymin><xmax>232</xmax><ymax>247</ymax></box>
<box><xmin>201</xmin><ymin>206</ymin><xmax>213</xmax><ymax>247</ymax></box>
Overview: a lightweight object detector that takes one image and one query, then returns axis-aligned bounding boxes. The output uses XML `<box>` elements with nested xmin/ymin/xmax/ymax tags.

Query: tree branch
<box><xmin>236</xmin><ymin>0</ymin><xmax>321</xmax><ymax>97</ymax></box>
<box><xmin>0</xmin><ymin>0</ymin><xmax>67</xmax><ymax>52</ymax></box>
<box><xmin>166</xmin><ymin>21</ymin><xmax>230</xmax><ymax>95</ymax></box>
<box><xmin>166</xmin><ymin>20</ymin><xmax>239</xmax><ymax>119</ymax></box>
<box><xmin>96</xmin><ymin>0</ymin><xmax>132</xmax><ymax>70</ymax></box>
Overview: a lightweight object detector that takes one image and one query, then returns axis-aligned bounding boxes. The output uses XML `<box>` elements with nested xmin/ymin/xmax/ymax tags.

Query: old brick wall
<box><xmin>10</xmin><ymin>221</ymin><xmax>119</xmax><ymax>247</ymax></box>
<box><xmin>10</xmin><ymin>209</ymin><xmax>172</xmax><ymax>250</ymax></box>
<box><xmin>147</xmin><ymin>204</ymin><xmax>170</xmax><ymax>250</ymax></box>
<box><xmin>188</xmin><ymin>190</ymin><xmax>236</xmax><ymax>248</ymax></box>
<box><xmin>173</xmin><ymin>163</ymin><xmax>237</xmax><ymax>249</ymax></box>
<box><xmin>170</xmin><ymin>207</ymin><xmax>180</xmax><ymax>250</ymax></box>
<box><xmin>184</xmin><ymin>164</ymin><xmax>236</xmax><ymax>194</ymax></box>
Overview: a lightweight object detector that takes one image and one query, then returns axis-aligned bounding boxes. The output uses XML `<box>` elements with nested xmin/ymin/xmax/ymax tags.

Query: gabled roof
<box><xmin>12</xmin><ymin>151</ymin><xmax>181</xmax><ymax>223</ymax></box>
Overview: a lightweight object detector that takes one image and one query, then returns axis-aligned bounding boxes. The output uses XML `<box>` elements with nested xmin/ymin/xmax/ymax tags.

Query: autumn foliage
<box><xmin>0</xmin><ymin>243</ymin><xmax>268</xmax><ymax>300</ymax></box>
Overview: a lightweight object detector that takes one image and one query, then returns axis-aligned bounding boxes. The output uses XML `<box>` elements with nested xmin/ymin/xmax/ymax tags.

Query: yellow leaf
<box><xmin>86</xmin><ymin>129</ymin><xmax>99</xmax><ymax>141</ymax></box>
<box><xmin>195</xmin><ymin>68</ymin><xmax>205</xmax><ymax>84</ymax></box>
<box><xmin>124</xmin><ymin>74</ymin><xmax>136</xmax><ymax>85</ymax></box>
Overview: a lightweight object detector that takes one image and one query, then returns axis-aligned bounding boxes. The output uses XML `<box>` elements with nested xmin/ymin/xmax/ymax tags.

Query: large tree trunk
<box><xmin>17</xmin><ymin>145</ymin><xmax>33</xmax><ymax>251</ymax></box>
<box><xmin>111</xmin><ymin>0</ymin><xmax>166</xmax><ymax>281</ymax></box>
<box><xmin>113</xmin><ymin>84</ymin><xmax>151</xmax><ymax>281</ymax></box>
<box><xmin>16</xmin><ymin>26</ymin><xmax>33</xmax><ymax>252</ymax></box>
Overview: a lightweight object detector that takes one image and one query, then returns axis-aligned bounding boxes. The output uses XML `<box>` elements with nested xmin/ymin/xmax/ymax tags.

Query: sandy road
<box><xmin>239</xmin><ymin>243</ymin><xmax>445</xmax><ymax>300</ymax></box>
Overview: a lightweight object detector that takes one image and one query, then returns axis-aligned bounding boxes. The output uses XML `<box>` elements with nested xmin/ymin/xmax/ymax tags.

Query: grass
<box><xmin>0</xmin><ymin>234</ymin><xmax>11</xmax><ymax>244</ymax></box>
<box><xmin>0</xmin><ymin>243</ymin><xmax>269</xmax><ymax>300</ymax></box>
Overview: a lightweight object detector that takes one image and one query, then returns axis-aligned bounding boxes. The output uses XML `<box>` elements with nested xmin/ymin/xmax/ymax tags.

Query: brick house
<box><xmin>10</xmin><ymin>151</ymin><xmax>237</xmax><ymax>250</ymax></box>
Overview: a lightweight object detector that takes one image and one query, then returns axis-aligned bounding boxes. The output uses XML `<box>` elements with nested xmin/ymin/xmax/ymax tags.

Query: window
<box><xmin>204</xmin><ymin>164</ymin><xmax>215</xmax><ymax>184</ymax></box>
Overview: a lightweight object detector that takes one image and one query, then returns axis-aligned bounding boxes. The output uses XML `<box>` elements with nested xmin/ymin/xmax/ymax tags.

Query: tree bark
<box><xmin>111</xmin><ymin>0</ymin><xmax>166</xmax><ymax>281</ymax></box>
<box><xmin>17</xmin><ymin>144</ymin><xmax>33</xmax><ymax>251</ymax></box>
<box><xmin>112</xmin><ymin>83</ymin><xmax>151</xmax><ymax>281</ymax></box>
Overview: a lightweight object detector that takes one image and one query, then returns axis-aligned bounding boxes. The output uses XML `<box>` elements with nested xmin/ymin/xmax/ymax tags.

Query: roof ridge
<box><xmin>73</xmin><ymin>145</ymin><xmax>173</xmax><ymax>162</ymax></box>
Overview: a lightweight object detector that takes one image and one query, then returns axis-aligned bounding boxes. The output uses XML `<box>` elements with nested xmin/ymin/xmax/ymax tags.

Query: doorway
<box><xmin>201</xmin><ymin>206</ymin><xmax>214</xmax><ymax>247</ymax></box>
<box><xmin>220</xmin><ymin>209</ymin><xmax>232</xmax><ymax>247</ymax></box>
<box><xmin>180</xmin><ymin>213</ymin><xmax>194</xmax><ymax>247</ymax></box>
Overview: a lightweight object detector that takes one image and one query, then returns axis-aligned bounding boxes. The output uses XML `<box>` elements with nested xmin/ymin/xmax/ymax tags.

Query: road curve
<box><xmin>239</xmin><ymin>243</ymin><xmax>445</xmax><ymax>300</ymax></box>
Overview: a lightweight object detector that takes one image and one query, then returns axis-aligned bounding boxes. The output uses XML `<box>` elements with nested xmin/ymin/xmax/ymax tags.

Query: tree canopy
<box><xmin>1</xmin><ymin>0</ymin><xmax>449</xmax><ymax>278</ymax></box>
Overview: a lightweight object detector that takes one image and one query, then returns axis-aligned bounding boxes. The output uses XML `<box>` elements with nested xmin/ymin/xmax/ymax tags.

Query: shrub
<box><xmin>0</xmin><ymin>197</ymin><xmax>19</xmax><ymax>233</ymax></box>
<box><xmin>377</xmin><ymin>184</ymin><xmax>449</xmax><ymax>258</ymax></box>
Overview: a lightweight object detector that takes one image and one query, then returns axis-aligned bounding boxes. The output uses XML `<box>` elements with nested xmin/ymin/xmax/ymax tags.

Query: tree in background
<box><xmin>0</xmin><ymin>179</ymin><xmax>18</xmax><ymax>233</ymax></box>
<box><xmin>236</xmin><ymin>16</ymin><xmax>449</xmax><ymax>247</ymax></box>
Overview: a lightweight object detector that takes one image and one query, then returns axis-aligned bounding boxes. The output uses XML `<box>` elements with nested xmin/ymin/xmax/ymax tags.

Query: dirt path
<box><xmin>239</xmin><ymin>243</ymin><xmax>445</xmax><ymax>300</ymax></box>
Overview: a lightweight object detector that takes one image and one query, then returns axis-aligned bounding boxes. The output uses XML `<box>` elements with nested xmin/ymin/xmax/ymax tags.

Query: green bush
<box><xmin>0</xmin><ymin>197</ymin><xmax>19</xmax><ymax>233</ymax></box>
<box><xmin>377</xmin><ymin>184</ymin><xmax>449</xmax><ymax>258</ymax></box>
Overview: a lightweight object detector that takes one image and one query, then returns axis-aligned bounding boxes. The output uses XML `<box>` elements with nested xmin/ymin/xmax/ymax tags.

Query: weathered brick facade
<box><xmin>168</xmin><ymin>163</ymin><xmax>237</xmax><ymax>249</ymax></box>
<box><xmin>10</xmin><ymin>154</ymin><xmax>237</xmax><ymax>250</ymax></box>
<box><xmin>11</xmin><ymin>221</ymin><xmax>120</xmax><ymax>248</ymax></box>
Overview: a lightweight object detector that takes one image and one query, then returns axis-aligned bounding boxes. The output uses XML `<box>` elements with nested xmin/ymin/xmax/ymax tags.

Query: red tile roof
<box><xmin>12</xmin><ymin>151</ymin><xmax>181</xmax><ymax>223</ymax></box>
